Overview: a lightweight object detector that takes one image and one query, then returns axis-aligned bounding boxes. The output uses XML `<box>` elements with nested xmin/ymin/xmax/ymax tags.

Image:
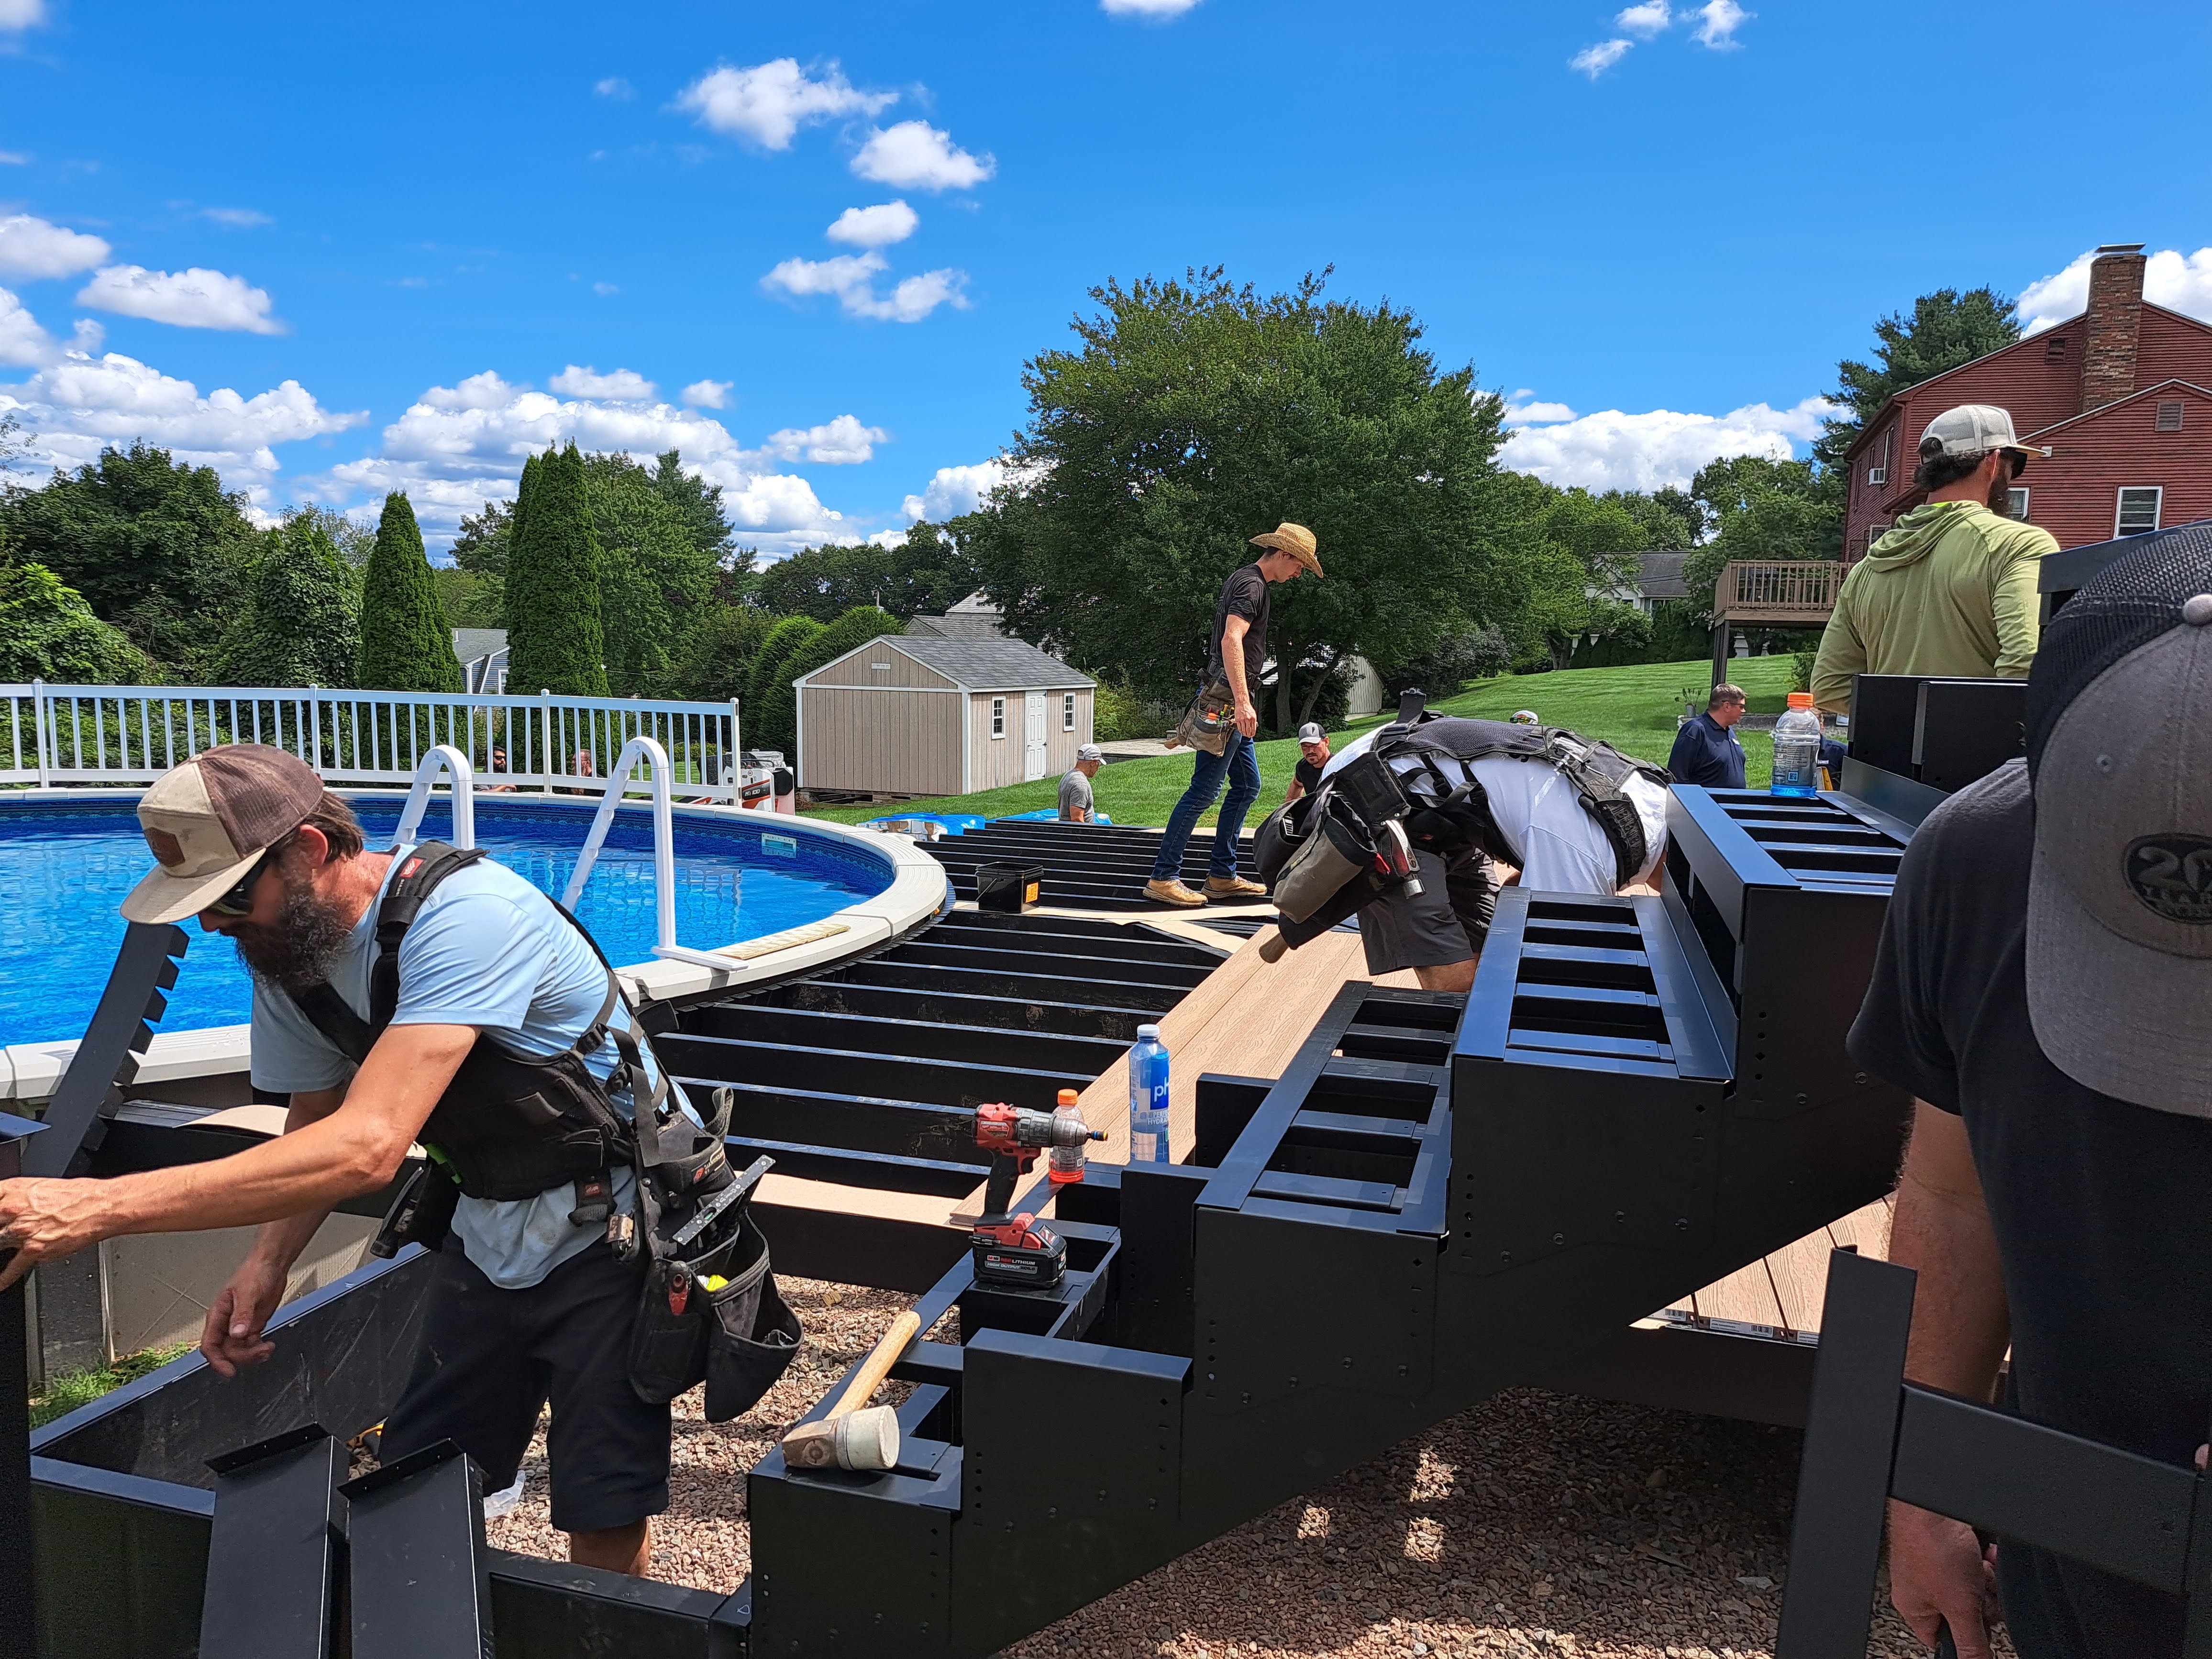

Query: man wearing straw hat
<box><xmin>1147</xmin><ymin>523</ymin><xmax>1323</xmax><ymax>907</ymax></box>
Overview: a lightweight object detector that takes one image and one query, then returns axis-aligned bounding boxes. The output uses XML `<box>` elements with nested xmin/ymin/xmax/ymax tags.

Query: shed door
<box><xmin>1023</xmin><ymin>692</ymin><xmax>1049</xmax><ymax>781</ymax></box>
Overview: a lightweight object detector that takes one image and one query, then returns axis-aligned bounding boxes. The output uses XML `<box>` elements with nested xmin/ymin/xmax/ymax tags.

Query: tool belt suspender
<box><xmin>287</xmin><ymin>841</ymin><xmax>652</xmax><ymax>1223</ymax></box>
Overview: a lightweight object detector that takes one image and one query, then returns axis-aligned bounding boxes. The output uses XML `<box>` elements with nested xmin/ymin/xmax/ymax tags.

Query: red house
<box><xmin>1844</xmin><ymin>244</ymin><xmax>2212</xmax><ymax>560</ymax></box>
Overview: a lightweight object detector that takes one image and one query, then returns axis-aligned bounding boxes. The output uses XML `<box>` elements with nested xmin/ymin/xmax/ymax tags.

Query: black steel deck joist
<box><xmin>915</xmin><ymin>818</ymin><xmax>1267</xmax><ymax>911</ymax></box>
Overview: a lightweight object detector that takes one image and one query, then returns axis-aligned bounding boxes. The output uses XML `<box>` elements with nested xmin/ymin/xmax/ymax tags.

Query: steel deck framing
<box><xmin>919</xmin><ymin>818</ymin><xmax>1267</xmax><ymax>911</ymax></box>
<box><xmin>17</xmin><ymin>805</ymin><xmax>1928</xmax><ymax>1656</ymax></box>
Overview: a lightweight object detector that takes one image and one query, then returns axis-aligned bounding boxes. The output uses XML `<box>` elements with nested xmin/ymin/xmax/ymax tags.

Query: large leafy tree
<box><xmin>963</xmin><ymin>268</ymin><xmax>1514</xmax><ymax>735</ymax></box>
<box><xmin>581</xmin><ymin>452</ymin><xmax>720</xmax><ymax>696</ymax></box>
<box><xmin>217</xmin><ymin>514</ymin><xmax>360</xmax><ymax>687</ymax></box>
<box><xmin>0</xmin><ymin>562</ymin><xmax>154</xmax><ymax>683</ymax></box>
<box><xmin>676</xmin><ymin>604</ymin><xmax>774</xmax><ymax>703</ymax></box>
<box><xmin>505</xmin><ymin>445</ymin><xmax>608</xmax><ymax>696</ymax></box>
<box><xmin>0</xmin><ymin>441</ymin><xmax>257</xmax><ymax>677</ymax></box>
<box><xmin>356</xmin><ymin>492</ymin><xmax>464</xmax><ymax>693</ymax></box>
<box><xmin>1814</xmin><ymin>287</ymin><xmax>2022</xmax><ymax>468</ymax></box>
<box><xmin>752</xmin><ymin>520</ymin><xmax>978</xmax><ymax>621</ymax></box>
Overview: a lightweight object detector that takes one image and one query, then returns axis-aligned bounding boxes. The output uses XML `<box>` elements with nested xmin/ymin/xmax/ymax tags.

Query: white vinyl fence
<box><xmin>0</xmin><ymin>682</ymin><xmax>744</xmax><ymax>800</ymax></box>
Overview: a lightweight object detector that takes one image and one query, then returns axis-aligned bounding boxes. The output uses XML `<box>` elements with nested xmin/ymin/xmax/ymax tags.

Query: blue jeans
<box><xmin>1150</xmin><ymin>732</ymin><xmax>1261</xmax><ymax>880</ymax></box>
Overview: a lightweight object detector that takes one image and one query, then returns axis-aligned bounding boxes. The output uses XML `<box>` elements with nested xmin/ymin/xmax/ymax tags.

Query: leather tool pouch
<box><xmin>1273</xmin><ymin>810</ymin><xmax>1374</xmax><ymax>923</ymax></box>
<box><xmin>1173</xmin><ymin>679</ymin><xmax>1235</xmax><ymax>756</ymax></box>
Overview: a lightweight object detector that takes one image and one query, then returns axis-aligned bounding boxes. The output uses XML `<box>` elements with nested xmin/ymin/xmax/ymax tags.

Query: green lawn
<box><xmin>801</xmin><ymin>655</ymin><xmax>1804</xmax><ymax>829</ymax></box>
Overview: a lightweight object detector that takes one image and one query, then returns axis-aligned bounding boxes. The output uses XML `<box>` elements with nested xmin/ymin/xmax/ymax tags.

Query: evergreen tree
<box><xmin>1814</xmin><ymin>287</ymin><xmax>2023</xmax><ymax>468</ymax></box>
<box><xmin>676</xmin><ymin>604</ymin><xmax>774</xmax><ymax>702</ymax></box>
<box><xmin>217</xmin><ymin>515</ymin><xmax>360</xmax><ymax>687</ymax></box>
<box><xmin>756</xmin><ymin>606</ymin><xmax>899</xmax><ymax>760</ymax></box>
<box><xmin>744</xmin><ymin>615</ymin><xmax>824</xmax><ymax>752</ymax></box>
<box><xmin>355</xmin><ymin>493</ymin><xmax>464</xmax><ymax>692</ymax></box>
<box><xmin>581</xmin><ymin>452</ymin><xmax>719</xmax><ymax>696</ymax></box>
<box><xmin>650</xmin><ymin>450</ymin><xmax>735</xmax><ymax>562</ymax></box>
<box><xmin>505</xmin><ymin>445</ymin><xmax>608</xmax><ymax>696</ymax></box>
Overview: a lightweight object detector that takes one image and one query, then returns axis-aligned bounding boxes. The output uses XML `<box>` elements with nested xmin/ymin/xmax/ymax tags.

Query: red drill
<box><xmin>969</xmin><ymin>1100</ymin><xmax>1104</xmax><ymax>1291</ymax></box>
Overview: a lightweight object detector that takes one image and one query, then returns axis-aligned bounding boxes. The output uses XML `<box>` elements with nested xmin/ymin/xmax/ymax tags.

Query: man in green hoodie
<box><xmin>1811</xmin><ymin>404</ymin><xmax>2059</xmax><ymax>713</ymax></box>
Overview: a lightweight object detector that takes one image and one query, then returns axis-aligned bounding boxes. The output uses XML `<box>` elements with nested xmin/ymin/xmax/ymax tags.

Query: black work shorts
<box><xmin>1356</xmin><ymin>850</ymin><xmax>1497</xmax><ymax>976</ymax></box>
<box><xmin>380</xmin><ymin>1239</ymin><xmax>669</xmax><ymax>1535</ymax></box>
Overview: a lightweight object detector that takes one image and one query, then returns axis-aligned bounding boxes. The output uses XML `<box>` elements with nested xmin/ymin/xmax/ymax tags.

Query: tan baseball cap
<box><xmin>1250</xmin><ymin>522</ymin><xmax>1323</xmax><ymax>578</ymax></box>
<box><xmin>122</xmin><ymin>745</ymin><xmax>326</xmax><ymax>924</ymax></box>
<box><xmin>1919</xmin><ymin>404</ymin><xmax>2050</xmax><ymax>462</ymax></box>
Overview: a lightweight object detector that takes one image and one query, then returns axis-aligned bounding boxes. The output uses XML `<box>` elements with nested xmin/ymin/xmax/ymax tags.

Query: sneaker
<box><xmin>1145</xmin><ymin>878</ymin><xmax>1208</xmax><ymax>908</ymax></box>
<box><xmin>1205</xmin><ymin>874</ymin><xmax>1268</xmax><ymax>897</ymax></box>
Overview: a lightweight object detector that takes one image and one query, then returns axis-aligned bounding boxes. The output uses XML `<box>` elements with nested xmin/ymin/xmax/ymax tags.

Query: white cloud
<box><xmin>591</xmin><ymin>281</ymin><xmax>619</xmax><ymax>297</ymax></box>
<box><xmin>676</xmin><ymin>59</ymin><xmax>895</xmax><ymax>150</ymax></box>
<box><xmin>826</xmin><ymin>200</ymin><xmax>919</xmax><ymax>248</ymax></box>
<box><xmin>1571</xmin><ymin>39</ymin><xmax>1633</xmax><ymax>77</ymax></box>
<box><xmin>548</xmin><ymin>365</ymin><xmax>656</xmax><ymax>399</ymax></box>
<box><xmin>0</xmin><ymin>152</ymin><xmax>28</xmax><ymax>165</ymax></box>
<box><xmin>762</xmin><ymin>250</ymin><xmax>969</xmax><ymax>323</ymax></box>
<box><xmin>594</xmin><ymin>77</ymin><xmax>634</xmax><ymax>100</ymax></box>
<box><xmin>852</xmin><ymin>122</ymin><xmax>994</xmax><ymax>192</ymax></box>
<box><xmin>295</xmin><ymin>375</ymin><xmax>857</xmax><ymax>555</ymax></box>
<box><xmin>902</xmin><ymin>459</ymin><xmax>1011</xmax><ymax>521</ymax></box>
<box><xmin>763</xmin><ymin>414</ymin><xmax>887</xmax><ymax>465</ymax></box>
<box><xmin>1692</xmin><ymin>0</ymin><xmax>1750</xmax><ymax>47</ymax></box>
<box><xmin>0</xmin><ymin>348</ymin><xmax>363</xmax><ymax>509</ymax></box>
<box><xmin>0</xmin><ymin>214</ymin><xmax>111</xmax><ymax>280</ymax></box>
<box><xmin>2019</xmin><ymin>245</ymin><xmax>2212</xmax><ymax>334</ymax></box>
<box><xmin>1504</xmin><ymin>396</ymin><xmax>1579</xmax><ymax>425</ymax></box>
<box><xmin>0</xmin><ymin>285</ymin><xmax>105</xmax><ymax>369</ymax></box>
<box><xmin>1616</xmin><ymin>1</ymin><xmax>1672</xmax><ymax>34</ymax></box>
<box><xmin>1499</xmin><ymin>395</ymin><xmax>1835</xmax><ymax>492</ymax></box>
<box><xmin>1101</xmin><ymin>0</ymin><xmax>1201</xmax><ymax>15</ymax></box>
<box><xmin>201</xmin><ymin>207</ymin><xmax>272</xmax><ymax>229</ymax></box>
<box><xmin>77</xmin><ymin>264</ymin><xmax>285</xmax><ymax>334</ymax></box>
<box><xmin>682</xmin><ymin>378</ymin><xmax>732</xmax><ymax>409</ymax></box>
<box><xmin>0</xmin><ymin>0</ymin><xmax>45</xmax><ymax>31</ymax></box>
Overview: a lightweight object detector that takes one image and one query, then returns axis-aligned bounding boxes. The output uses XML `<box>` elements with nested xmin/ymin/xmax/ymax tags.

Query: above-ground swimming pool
<box><xmin>0</xmin><ymin>796</ymin><xmax>895</xmax><ymax>1048</ymax></box>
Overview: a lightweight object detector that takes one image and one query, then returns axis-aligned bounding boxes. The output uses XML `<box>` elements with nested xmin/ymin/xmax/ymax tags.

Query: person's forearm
<box><xmin>1221</xmin><ymin>618</ymin><xmax>1253</xmax><ymax>708</ymax></box>
<box><xmin>1891</xmin><ymin>1142</ymin><xmax>2010</xmax><ymax>1398</ymax></box>
<box><xmin>240</xmin><ymin>1088</ymin><xmax>351</xmax><ymax>1273</ymax></box>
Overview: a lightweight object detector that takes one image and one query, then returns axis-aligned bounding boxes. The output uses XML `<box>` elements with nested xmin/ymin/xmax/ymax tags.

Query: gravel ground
<box><xmin>484</xmin><ymin>1277</ymin><xmax>2008</xmax><ymax>1659</ymax></box>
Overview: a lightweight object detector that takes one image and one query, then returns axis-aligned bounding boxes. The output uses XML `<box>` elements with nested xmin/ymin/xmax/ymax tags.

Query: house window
<box><xmin>2007</xmin><ymin>487</ymin><xmax>2031</xmax><ymax>521</ymax></box>
<box><xmin>990</xmin><ymin>697</ymin><xmax>1006</xmax><ymax>738</ymax></box>
<box><xmin>2157</xmin><ymin>400</ymin><xmax>2185</xmax><ymax>432</ymax></box>
<box><xmin>1867</xmin><ymin>425</ymin><xmax>1892</xmax><ymax>487</ymax></box>
<box><xmin>2116</xmin><ymin>487</ymin><xmax>2163</xmax><ymax>536</ymax></box>
<box><xmin>1062</xmin><ymin>692</ymin><xmax>1076</xmax><ymax>732</ymax></box>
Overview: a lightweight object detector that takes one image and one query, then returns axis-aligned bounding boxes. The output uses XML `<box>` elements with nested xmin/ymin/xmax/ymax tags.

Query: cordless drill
<box><xmin>969</xmin><ymin>1100</ymin><xmax>1104</xmax><ymax>1291</ymax></box>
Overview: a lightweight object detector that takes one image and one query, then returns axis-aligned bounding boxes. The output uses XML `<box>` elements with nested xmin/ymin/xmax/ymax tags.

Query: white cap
<box><xmin>1919</xmin><ymin>404</ymin><xmax>2049</xmax><ymax>462</ymax></box>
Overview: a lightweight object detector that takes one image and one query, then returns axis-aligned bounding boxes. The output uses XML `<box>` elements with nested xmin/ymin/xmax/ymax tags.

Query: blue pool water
<box><xmin>0</xmin><ymin>798</ymin><xmax>893</xmax><ymax>1047</ymax></box>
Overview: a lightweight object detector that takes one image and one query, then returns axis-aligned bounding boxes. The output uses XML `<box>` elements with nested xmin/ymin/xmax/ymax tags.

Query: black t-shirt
<box><xmin>1294</xmin><ymin>756</ymin><xmax>1325</xmax><ymax>794</ymax></box>
<box><xmin>1208</xmin><ymin>563</ymin><xmax>1270</xmax><ymax>689</ymax></box>
<box><xmin>1848</xmin><ymin>760</ymin><xmax>2212</xmax><ymax>1659</ymax></box>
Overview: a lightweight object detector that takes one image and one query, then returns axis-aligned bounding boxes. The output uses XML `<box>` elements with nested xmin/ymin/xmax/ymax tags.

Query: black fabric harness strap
<box><xmin>1369</xmin><ymin>717</ymin><xmax>1671</xmax><ymax>889</ymax></box>
<box><xmin>286</xmin><ymin>842</ymin><xmax>646</xmax><ymax>1210</ymax></box>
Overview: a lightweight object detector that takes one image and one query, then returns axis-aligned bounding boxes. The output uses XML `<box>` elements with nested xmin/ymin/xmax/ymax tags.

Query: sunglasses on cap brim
<box><xmin>204</xmin><ymin>850</ymin><xmax>274</xmax><ymax>918</ymax></box>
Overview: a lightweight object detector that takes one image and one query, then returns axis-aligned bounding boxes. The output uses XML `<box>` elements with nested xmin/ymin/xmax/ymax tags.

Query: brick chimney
<box><xmin>2081</xmin><ymin>243</ymin><xmax>2148</xmax><ymax>411</ymax></box>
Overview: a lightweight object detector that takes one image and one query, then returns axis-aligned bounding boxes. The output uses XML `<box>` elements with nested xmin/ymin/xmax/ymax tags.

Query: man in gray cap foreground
<box><xmin>1812</xmin><ymin>403</ymin><xmax>2059</xmax><ymax>714</ymax></box>
<box><xmin>1057</xmin><ymin>743</ymin><xmax>1106</xmax><ymax>821</ymax></box>
<box><xmin>1852</xmin><ymin>523</ymin><xmax>2212</xmax><ymax>1658</ymax></box>
<box><xmin>0</xmin><ymin>745</ymin><xmax>679</xmax><ymax>1578</ymax></box>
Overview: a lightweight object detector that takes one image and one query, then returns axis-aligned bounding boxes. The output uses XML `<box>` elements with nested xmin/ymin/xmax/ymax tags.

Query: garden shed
<box><xmin>795</xmin><ymin>634</ymin><xmax>1096</xmax><ymax>799</ymax></box>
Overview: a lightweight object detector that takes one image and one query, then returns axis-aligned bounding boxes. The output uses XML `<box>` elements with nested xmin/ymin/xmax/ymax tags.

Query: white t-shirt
<box><xmin>1320</xmin><ymin>728</ymin><xmax>1671</xmax><ymax>894</ymax></box>
<box><xmin>250</xmin><ymin>850</ymin><xmax>661</xmax><ymax>1290</ymax></box>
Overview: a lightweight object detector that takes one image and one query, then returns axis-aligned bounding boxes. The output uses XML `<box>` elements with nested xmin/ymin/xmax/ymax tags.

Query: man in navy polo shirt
<box><xmin>1667</xmin><ymin>683</ymin><xmax>1747</xmax><ymax>790</ymax></box>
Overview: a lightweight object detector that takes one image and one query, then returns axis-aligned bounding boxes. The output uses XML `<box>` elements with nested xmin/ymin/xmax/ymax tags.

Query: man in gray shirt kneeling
<box><xmin>1058</xmin><ymin>744</ymin><xmax>1105</xmax><ymax>822</ymax></box>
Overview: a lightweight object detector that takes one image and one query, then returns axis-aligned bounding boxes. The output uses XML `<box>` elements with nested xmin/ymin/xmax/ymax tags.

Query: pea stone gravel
<box><xmin>485</xmin><ymin>1279</ymin><xmax>2012</xmax><ymax>1658</ymax></box>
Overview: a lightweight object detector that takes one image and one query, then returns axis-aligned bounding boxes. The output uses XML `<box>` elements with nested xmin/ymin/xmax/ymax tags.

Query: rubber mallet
<box><xmin>778</xmin><ymin>1308</ymin><xmax>921</xmax><ymax>1472</ymax></box>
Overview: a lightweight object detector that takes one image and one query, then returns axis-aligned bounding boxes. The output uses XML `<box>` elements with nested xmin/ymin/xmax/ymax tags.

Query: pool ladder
<box><xmin>399</xmin><ymin>739</ymin><xmax>747</xmax><ymax>978</ymax></box>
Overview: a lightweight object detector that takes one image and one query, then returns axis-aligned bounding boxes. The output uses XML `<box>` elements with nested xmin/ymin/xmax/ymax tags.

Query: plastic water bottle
<box><xmin>1129</xmin><ymin>1025</ymin><xmax>1170</xmax><ymax>1163</ymax></box>
<box><xmin>1771</xmin><ymin>692</ymin><xmax>1823</xmax><ymax>797</ymax></box>
<box><xmin>1049</xmin><ymin>1088</ymin><xmax>1087</xmax><ymax>1185</ymax></box>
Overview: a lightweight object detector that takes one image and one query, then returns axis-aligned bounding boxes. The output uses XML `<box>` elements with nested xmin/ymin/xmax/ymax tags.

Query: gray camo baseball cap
<box><xmin>2025</xmin><ymin>522</ymin><xmax>2212</xmax><ymax>1115</ymax></box>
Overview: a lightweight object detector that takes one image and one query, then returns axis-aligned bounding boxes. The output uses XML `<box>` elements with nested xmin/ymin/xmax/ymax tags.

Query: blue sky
<box><xmin>2</xmin><ymin>0</ymin><xmax>2208</xmax><ymax>555</ymax></box>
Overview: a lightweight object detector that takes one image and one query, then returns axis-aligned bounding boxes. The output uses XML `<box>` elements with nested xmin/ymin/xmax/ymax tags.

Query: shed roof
<box><xmin>797</xmin><ymin>633</ymin><xmax>1095</xmax><ymax>691</ymax></box>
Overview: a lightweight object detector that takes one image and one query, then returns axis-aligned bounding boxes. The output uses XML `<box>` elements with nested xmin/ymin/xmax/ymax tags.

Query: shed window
<box><xmin>2007</xmin><ymin>487</ymin><xmax>2031</xmax><ymax>521</ymax></box>
<box><xmin>990</xmin><ymin>697</ymin><xmax>1006</xmax><ymax>739</ymax></box>
<box><xmin>2117</xmin><ymin>487</ymin><xmax>2163</xmax><ymax>536</ymax></box>
<box><xmin>2157</xmin><ymin>400</ymin><xmax>2185</xmax><ymax>432</ymax></box>
<box><xmin>1062</xmin><ymin>692</ymin><xmax>1076</xmax><ymax>731</ymax></box>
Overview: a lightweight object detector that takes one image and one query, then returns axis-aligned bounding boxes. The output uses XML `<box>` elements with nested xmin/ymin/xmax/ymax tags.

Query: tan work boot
<box><xmin>1205</xmin><ymin>874</ymin><xmax>1268</xmax><ymax>897</ymax></box>
<box><xmin>1145</xmin><ymin>878</ymin><xmax>1208</xmax><ymax>908</ymax></box>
